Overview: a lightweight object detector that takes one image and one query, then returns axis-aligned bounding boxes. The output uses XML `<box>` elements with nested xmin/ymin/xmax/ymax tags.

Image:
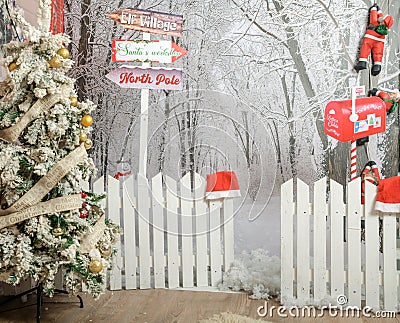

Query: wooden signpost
<box><xmin>107</xmin><ymin>8</ymin><xmax>186</xmax><ymax>178</ymax></box>
<box><xmin>112</xmin><ymin>39</ymin><xmax>187</xmax><ymax>63</ymax></box>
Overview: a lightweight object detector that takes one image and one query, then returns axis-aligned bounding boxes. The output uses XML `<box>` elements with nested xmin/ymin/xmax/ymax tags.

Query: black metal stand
<box><xmin>0</xmin><ymin>283</ymin><xmax>83</xmax><ymax>323</ymax></box>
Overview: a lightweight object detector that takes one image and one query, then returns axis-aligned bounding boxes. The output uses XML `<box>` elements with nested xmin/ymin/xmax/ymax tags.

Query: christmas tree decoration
<box><xmin>70</xmin><ymin>96</ymin><xmax>78</xmax><ymax>107</ymax></box>
<box><xmin>81</xmin><ymin>115</ymin><xmax>93</xmax><ymax>127</ymax></box>
<box><xmin>79</xmin><ymin>208</ymin><xmax>89</xmax><ymax>219</ymax></box>
<box><xmin>8</xmin><ymin>62</ymin><xmax>18</xmax><ymax>71</ymax></box>
<box><xmin>79</xmin><ymin>131</ymin><xmax>88</xmax><ymax>143</ymax></box>
<box><xmin>0</xmin><ymin>0</ymin><xmax>120</xmax><ymax>299</ymax></box>
<box><xmin>49</xmin><ymin>56</ymin><xmax>62</xmax><ymax>68</ymax></box>
<box><xmin>84</xmin><ymin>138</ymin><xmax>93</xmax><ymax>150</ymax></box>
<box><xmin>88</xmin><ymin>260</ymin><xmax>103</xmax><ymax>274</ymax></box>
<box><xmin>57</xmin><ymin>47</ymin><xmax>70</xmax><ymax>59</ymax></box>
<box><xmin>354</xmin><ymin>4</ymin><xmax>393</xmax><ymax>76</ymax></box>
<box><xmin>52</xmin><ymin>227</ymin><xmax>64</xmax><ymax>237</ymax></box>
<box><xmin>99</xmin><ymin>244</ymin><xmax>112</xmax><ymax>258</ymax></box>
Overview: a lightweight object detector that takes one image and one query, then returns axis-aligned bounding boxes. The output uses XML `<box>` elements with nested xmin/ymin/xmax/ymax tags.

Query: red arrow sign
<box><xmin>107</xmin><ymin>8</ymin><xmax>183</xmax><ymax>37</ymax></box>
<box><xmin>112</xmin><ymin>40</ymin><xmax>187</xmax><ymax>63</ymax></box>
<box><xmin>106</xmin><ymin>66</ymin><xmax>183</xmax><ymax>91</ymax></box>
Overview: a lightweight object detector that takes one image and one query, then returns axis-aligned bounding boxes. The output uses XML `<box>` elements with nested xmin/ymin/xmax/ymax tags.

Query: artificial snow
<box><xmin>219</xmin><ymin>248</ymin><xmax>280</xmax><ymax>300</ymax></box>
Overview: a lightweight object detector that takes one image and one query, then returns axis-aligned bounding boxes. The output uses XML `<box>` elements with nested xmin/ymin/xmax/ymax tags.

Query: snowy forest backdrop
<box><xmin>61</xmin><ymin>0</ymin><xmax>400</xmax><ymax>188</ymax></box>
<box><xmin>3</xmin><ymin>0</ymin><xmax>400</xmax><ymax>253</ymax></box>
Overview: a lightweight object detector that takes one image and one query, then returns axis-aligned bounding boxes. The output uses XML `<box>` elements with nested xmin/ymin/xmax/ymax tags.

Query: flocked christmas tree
<box><xmin>0</xmin><ymin>0</ymin><xmax>120</xmax><ymax>297</ymax></box>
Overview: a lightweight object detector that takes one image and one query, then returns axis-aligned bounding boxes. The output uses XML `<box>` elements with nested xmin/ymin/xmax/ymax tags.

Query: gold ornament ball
<box><xmin>8</xmin><ymin>62</ymin><xmax>18</xmax><ymax>71</ymax></box>
<box><xmin>81</xmin><ymin>115</ymin><xmax>93</xmax><ymax>127</ymax></box>
<box><xmin>89</xmin><ymin>260</ymin><xmax>103</xmax><ymax>274</ymax></box>
<box><xmin>52</xmin><ymin>227</ymin><xmax>64</xmax><ymax>237</ymax></box>
<box><xmin>70</xmin><ymin>97</ymin><xmax>78</xmax><ymax>107</ymax></box>
<box><xmin>84</xmin><ymin>139</ymin><xmax>93</xmax><ymax>150</ymax></box>
<box><xmin>57</xmin><ymin>48</ymin><xmax>70</xmax><ymax>59</ymax></box>
<box><xmin>49</xmin><ymin>56</ymin><xmax>62</xmax><ymax>68</ymax></box>
<box><xmin>79</xmin><ymin>131</ymin><xmax>88</xmax><ymax>143</ymax></box>
<box><xmin>99</xmin><ymin>244</ymin><xmax>112</xmax><ymax>258</ymax></box>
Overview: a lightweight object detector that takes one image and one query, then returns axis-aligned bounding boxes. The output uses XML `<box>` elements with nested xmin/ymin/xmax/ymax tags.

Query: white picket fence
<box><xmin>281</xmin><ymin>177</ymin><xmax>399</xmax><ymax>311</ymax></box>
<box><xmin>94</xmin><ymin>172</ymin><xmax>235</xmax><ymax>290</ymax></box>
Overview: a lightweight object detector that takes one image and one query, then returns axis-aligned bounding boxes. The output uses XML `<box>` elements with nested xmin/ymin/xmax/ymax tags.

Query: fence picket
<box><xmin>222</xmin><ymin>198</ymin><xmax>234</xmax><ymax>272</ymax></box>
<box><xmin>165</xmin><ymin>175</ymin><xmax>179</xmax><ymax>288</ymax></box>
<box><xmin>209</xmin><ymin>200</ymin><xmax>222</xmax><ymax>287</ymax></box>
<box><xmin>364</xmin><ymin>180</ymin><xmax>379</xmax><ymax>310</ymax></box>
<box><xmin>280</xmin><ymin>179</ymin><xmax>294</xmax><ymax>302</ymax></box>
<box><xmin>329</xmin><ymin>179</ymin><xmax>345</xmax><ymax>300</ymax></box>
<box><xmin>347</xmin><ymin>178</ymin><xmax>362</xmax><ymax>307</ymax></box>
<box><xmin>193</xmin><ymin>173</ymin><xmax>208</xmax><ymax>287</ymax></box>
<box><xmin>137</xmin><ymin>174</ymin><xmax>151</xmax><ymax>289</ymax></box>
<box><xmin>122</xmin><ymin>175</ymin><xmax>137</xmax><ymax>290</ymax></box>
<box><xmin>313</xmin><ymin>177</ymin><xmax>327</xmax><ymax>302</ymax></box>
<box><xmin>107</xmin><ymin>176</ymin><xmax>123</xmax><ymax>290</ymax></box>
<box><xmin>152</xmin><ymin>173</ymin><xmax>165</xmax><ymax>288</ymax></box>
<box><xmin>180</xmin><ymin>173</ymin><xmax>194</xmax><ymax>287</ymax></box>
<box><xmin>383</xmin><ymin>213</ymin><xmax>397</xmax><ymax>311</ymax></box>
<box><xmin>296</xmin><ymin>179</ymin><xmax>310</xmax><ymax>302</ymax></box>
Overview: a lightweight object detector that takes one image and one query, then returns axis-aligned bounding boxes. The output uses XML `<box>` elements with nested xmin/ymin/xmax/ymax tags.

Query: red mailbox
<box><xmin>324</xmin><ymin>97</ymin><xmax>386</xmax><ymax>142</ymax></box>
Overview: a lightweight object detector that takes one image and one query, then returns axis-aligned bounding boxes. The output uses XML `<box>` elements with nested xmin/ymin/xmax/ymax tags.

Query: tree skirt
<box><xmin>198</xmin><ymin>312</ymin><xmax>272</xmax><ymax>323</ymax></box>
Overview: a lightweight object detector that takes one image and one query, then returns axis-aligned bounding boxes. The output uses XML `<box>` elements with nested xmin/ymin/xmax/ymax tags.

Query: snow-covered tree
<box><xmin>0</xmin><ymin>0</ymin><xmax>120</xmax><ymax>297</ymax></box>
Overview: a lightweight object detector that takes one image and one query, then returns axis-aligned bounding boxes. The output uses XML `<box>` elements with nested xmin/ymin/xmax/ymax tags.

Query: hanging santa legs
<box><xmin>354</xmin><ymin>4</ymin><xmax>393</xmax><ymax>76</ymax></box>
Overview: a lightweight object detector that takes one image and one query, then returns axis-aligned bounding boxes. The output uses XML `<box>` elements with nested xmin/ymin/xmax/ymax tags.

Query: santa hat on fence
<box><xmin>375</xmin><ymin>176</ymin><xmax>400</xmax><ymax>213</ymax></box>
<box><xmin>205</xmin><ymin>171</ymin><xmax>241</xmax><ymax>200</ymax></box>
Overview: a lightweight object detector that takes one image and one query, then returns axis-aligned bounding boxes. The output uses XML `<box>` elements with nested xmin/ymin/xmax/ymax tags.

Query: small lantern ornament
<box><xmin>52</xmin><ymin>227</ymin><xmax>64</xmax><ymax>237</ymax></box>
<box><xmin>99</xmin><ymin>243</ymin><xmax>112</xmax><ymax>258</ymax></box>
<box><xmin>84</xmin><ymin>139</ymin><xmax>93</xmax><ymax>150</ymax></box>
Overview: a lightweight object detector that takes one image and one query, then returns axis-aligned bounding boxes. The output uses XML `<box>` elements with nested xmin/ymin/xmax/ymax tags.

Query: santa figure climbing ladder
<box><xmin>354</xmin><ymin>4</ymin><xmax>393</xmax><ymax>76</ymax></box>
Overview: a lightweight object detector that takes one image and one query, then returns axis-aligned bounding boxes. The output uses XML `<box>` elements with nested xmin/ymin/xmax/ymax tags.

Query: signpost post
<box><xmin>139</xmin><ymin>32</ymin><xmax>151</xmax><ymax>177</ymax></box>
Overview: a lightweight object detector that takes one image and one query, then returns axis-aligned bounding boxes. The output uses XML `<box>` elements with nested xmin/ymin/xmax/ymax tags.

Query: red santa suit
<box><xmin>355</xmin><ymin>5</ymin><xmax>393</xmax><ymax>76</ymax></box>
<box><xmin>370</xmin><ymin>88</ymin><xmax>399</xmax><ymax>114</ymax></box>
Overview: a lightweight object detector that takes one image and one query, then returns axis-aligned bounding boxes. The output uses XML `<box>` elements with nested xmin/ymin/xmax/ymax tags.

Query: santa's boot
<box><xmin>371</xmin><ymin>64</ymin><xmax>381</xmax><ymax>76</ymax></box>
<box><xmin>369</xmin><ymin>88</ymin><xmax>379</xmax><ymax>96</ymax></box>
<box><xmin>355</xmin><ymin>60</ymin><xmax>367</xmax><ymax>71</ymax></box>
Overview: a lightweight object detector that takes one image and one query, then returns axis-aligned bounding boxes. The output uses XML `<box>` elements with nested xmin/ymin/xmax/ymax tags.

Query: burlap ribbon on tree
<box><xmin>0</xmin><ymin>144</ymin><xmax>87</xmax><ymax>228</ymax></box>
<box><xmin>0</xmin><ymin>195</ymin><xmax>83</xmax><ymax>230</ymax></box>
<box><xmin>0</xmin><ymin>85</ymin><xmax>70</xmax><ymax>143</ymax></box>
<box><xmin>79</xmin><ymin>215</ymin><xmax>108</xmax><ymax>253</ymax></box>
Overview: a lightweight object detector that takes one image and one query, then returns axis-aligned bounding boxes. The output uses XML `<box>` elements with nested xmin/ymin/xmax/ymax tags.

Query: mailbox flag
<box><xmin>205</xmin><ymin>171</ymin><xmax>241</xmax><ymax>200</ymax></box>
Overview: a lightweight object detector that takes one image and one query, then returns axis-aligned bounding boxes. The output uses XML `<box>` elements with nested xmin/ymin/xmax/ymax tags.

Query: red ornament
<box><xmin>80</xmin><ymin>209</ymin><xmax>89</xmax><ymax>219</ymax></box>
<box><xmin>81</xmin><ymin>192</ymin><xmax>88</xmax><ymax>199</ymax></box>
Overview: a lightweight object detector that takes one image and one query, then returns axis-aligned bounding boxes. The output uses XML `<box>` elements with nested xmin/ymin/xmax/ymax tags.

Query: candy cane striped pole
<box><xmin>350</xmin><ymin>140</ymin><xmax>357</xmax><ymax>181</ymax></box>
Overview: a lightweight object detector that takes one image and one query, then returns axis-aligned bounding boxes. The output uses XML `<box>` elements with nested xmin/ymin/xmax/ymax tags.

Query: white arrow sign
<box><xmin>112</xmin><ymin>39</ymin><xmax>187</xmax><ymax>63</ymax></box>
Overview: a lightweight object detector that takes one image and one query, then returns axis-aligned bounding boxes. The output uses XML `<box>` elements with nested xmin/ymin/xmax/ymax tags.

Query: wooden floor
<box><xmin>0</xmin><ymin>289</ymin><xmax>399</xmax><ymax>322</ymax></box>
